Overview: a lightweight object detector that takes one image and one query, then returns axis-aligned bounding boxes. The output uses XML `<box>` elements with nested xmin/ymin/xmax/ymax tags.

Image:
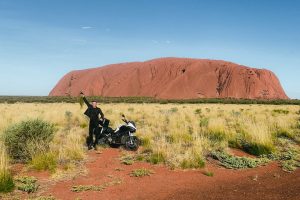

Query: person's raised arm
<box><xmin>80</xmin><ymin>92</ymin><xmax>91</xmax><ymax>107</ymax></box>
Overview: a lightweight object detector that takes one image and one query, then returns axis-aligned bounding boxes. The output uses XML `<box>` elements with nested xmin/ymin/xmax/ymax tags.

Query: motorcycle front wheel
<box><xmin>125</xmin><ymin>136</ymin><xmax>139</xmax><ymax>151</ymax></box>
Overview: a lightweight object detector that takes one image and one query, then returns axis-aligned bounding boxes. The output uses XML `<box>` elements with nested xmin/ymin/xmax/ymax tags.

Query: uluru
<box><xmin>49</xmin><ymin>57</ymin><xmax>289</xmax><ymax>100</ymax></box>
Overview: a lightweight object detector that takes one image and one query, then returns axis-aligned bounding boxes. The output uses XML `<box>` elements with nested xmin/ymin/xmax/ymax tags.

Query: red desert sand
<box><xmin>49</xmin><ymin>57</ymin><xmax>289</xmax><ymax>99</ymax></box>
<box><xmin>12</xmin><ymin>148</ymin><xmax>300</xmax><ymax>200</ymax></box>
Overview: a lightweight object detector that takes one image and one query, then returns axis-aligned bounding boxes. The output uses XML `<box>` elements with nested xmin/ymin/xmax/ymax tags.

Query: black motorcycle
<box><xmin>98</xmin><ymin>115</ymin><xmax>139</xmax><ymax>151</ymax></box>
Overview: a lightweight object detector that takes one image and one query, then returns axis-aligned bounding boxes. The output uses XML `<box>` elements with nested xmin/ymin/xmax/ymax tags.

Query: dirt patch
<box><xmin>8</xmin><ymin>148</ymin><xmax>300</xmax><ymax>200</ymax></box>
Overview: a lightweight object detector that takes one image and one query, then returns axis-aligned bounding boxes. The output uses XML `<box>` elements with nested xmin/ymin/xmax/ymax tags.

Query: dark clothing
<box><xmin>86</xmin><ymin>124</ymin><xmax>100</xmax><ymax>148</ymax></box>
<box><xmin>83</xmin><ymin>97</ymin><xmax>104</xmax><ymax>125</ymax></box>
<box><xmin>82</xmin><ymin>97</ymin><xmax>104</xmax><ymax>148</ymax></box>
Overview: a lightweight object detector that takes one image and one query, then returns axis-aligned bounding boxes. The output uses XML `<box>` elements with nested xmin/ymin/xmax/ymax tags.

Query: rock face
<box><xmin>49</xmin><ymin>57</ymin><xmax>289</xmax><ymax>99</ymax></box>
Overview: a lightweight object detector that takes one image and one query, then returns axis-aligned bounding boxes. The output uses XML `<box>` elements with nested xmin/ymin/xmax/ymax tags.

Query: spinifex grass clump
<box><xmin>3</xmin><ymin>119</ymin><xmax>55</xmax><ymax>162</ymax></box>
<box><xmin>211</xmin><ymin>151</ymin><xmax>269</xmax><ymax>169</ymax></box>
<box><xmin>0</xmin><ymin>143</ymin><xmax>14</xmax><ymax>193</ymax></box>
<box><xmin>180</xmin><ymin>155</ymin><xmax>205</xmax><ymax>169</ymax></box>
<box><xmin>30</xmin><ymin>152</ymin><xmax>58</xmax><ymax>173</ymax></box>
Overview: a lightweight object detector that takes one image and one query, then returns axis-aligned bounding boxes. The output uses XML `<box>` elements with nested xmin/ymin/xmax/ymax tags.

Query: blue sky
<box><xmin>0</xmin><ymin>0</ymin><xmax>299</xmax><ymax>98</ymax></box>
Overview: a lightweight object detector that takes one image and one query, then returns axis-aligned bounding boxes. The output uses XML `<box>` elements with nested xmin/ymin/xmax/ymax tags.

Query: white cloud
<box><xmin>81</xmin><ymin>26</ymin><xmax>93</xmax><ymax>29</ymax></box>
<box><xmin>165</xmin><ymin>40</ymin><xmax>171</xmax><ymax>44</ymax></box>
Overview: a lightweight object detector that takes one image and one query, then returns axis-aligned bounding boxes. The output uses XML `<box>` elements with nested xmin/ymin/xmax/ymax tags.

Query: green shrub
<box><xmin>211</xmin><ymin>151</ymin><xmax>269</xmax><ymax>169</ymax></box>
<box><xmin>0</xmin><ymin>171</ymin><xmax>15</xmax><ymax>193</ymax></box>
<box><xmin>241</xmin><ymin>141</ymin><xmax>275</xmax><ymax>156</ymax></box>
<box><xmin>30</xmin><ymin>152</ymin><xmax>58</xmax><ymax>173</ymax></box>
<box><xmin>15</xmin><ymin>176</ymin><xmax>39</xmax><ymax>193</ymax></box>
<box><xmin>3</xmin><ymin>119</ymin><xmax>55</xmax><ymax>162</ymax></box>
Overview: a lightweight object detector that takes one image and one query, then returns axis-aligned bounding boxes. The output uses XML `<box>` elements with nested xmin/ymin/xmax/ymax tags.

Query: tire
<box><xmin>125</xmin><ymin>136</ymin><xmax>139</xmax><ymax>151</ymax></box>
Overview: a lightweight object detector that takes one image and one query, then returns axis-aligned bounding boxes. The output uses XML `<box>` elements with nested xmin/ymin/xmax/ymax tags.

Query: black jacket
<box><xmin>83</xmin><ymin>97</ymin><xmax>104</xmax><ymax>125</ymax></box>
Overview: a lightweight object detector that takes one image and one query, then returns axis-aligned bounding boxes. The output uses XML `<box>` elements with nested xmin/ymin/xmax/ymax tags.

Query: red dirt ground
<box><xmin>9</xmin><ymin>148</ymin><xmax>300</xmax><ymax>200</ymax></box>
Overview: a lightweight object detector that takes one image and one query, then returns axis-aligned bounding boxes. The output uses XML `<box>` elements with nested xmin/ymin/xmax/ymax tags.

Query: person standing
<box><xmin>80</xmin><ymin>92</ymin><xmax>104</xmax><ymax>150</ymax></box>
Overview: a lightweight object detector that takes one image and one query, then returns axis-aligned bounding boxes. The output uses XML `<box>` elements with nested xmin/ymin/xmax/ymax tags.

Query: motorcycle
<box><xmin>98</xmin><ymin>114</ymin><xmax>139</xmax><ymax>151</ymax></box>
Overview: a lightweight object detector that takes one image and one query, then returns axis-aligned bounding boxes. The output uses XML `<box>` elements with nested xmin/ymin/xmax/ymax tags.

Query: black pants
<box><xmin>86</xmin><ymin>123</ymin><xmax>100</xmax><ymax>148</ymax></box>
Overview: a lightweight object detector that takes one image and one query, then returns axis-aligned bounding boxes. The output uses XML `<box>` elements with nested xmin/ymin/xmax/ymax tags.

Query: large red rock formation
<box><xmin>49</xmin><ymin>57</ymin><xmax>289</xmax><ymax>99</ymax></box>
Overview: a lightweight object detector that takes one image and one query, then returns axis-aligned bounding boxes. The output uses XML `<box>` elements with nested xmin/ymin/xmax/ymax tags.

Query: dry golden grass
<box><xmin>0</xmin><ymin>103</ymin><xmax>299</xmax><ymax>170</ymax></box>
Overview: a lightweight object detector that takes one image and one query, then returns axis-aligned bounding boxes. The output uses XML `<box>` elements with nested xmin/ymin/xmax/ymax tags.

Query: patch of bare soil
<box><xmin>9</xmin><ymin>148</ymin><xmax>300</xmax><ymax>200</ymax></box>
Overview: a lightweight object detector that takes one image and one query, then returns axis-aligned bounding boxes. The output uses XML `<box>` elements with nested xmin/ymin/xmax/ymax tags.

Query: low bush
<box><xmin>15</xmin><ymin>176</ymin><xmax>39</xmax><ymax>193</ymax></box>
<box><xmin>262</xmin><ymin>138</ymin><xmax>300</xmax><ymax>172</ymax></box>
<box><xmin>241</xmin><ymin>141</ymin><xmax>275</xmax><ymax>156</ymax></box>
<box><xmin>3</xmin><ymin>119</ymin><xmax>55</xmax><ymax>162</ymax></box>
<box><xmin>211</xmin><ymin>151</ymin><xmax>269</xmax><ymax>169</ymax></box>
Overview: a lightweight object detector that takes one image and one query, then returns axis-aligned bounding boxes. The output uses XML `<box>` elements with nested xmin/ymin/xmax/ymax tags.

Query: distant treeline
<box><xmin>0</xmin><ymin>96</ymin><xmax>299</xmax><ymax>105</ymax></box>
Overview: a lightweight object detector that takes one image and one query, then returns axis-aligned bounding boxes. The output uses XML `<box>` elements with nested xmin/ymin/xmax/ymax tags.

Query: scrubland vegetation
<box><xmin>1</xmin><ymin>95</ymin><xmax>300</xmax><ymax>105</ymax></box>
<box><xmin>0</xmin><ymin>102</ymin><xmax>299</xmax><ymax>193</ymax></box>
